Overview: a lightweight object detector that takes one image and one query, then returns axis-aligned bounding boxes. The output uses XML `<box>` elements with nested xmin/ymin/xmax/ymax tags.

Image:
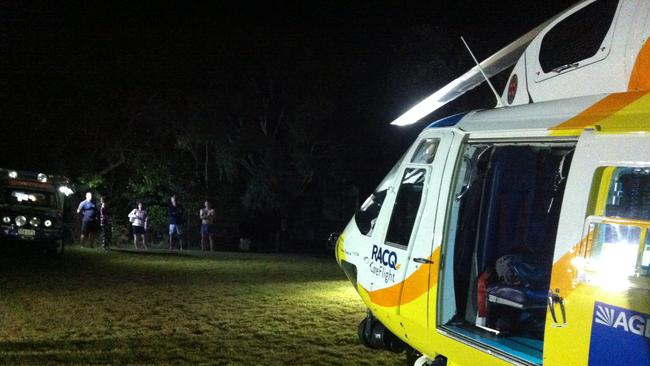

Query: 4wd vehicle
<box><xmin>0</xmin><ymin>169</ymin><xmax>71</xmax><ymax>256</ymax></box>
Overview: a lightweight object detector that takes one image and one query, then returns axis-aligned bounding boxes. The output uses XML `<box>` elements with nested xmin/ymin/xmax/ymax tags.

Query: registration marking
<box><xmin>18</xmin><ymin>228</ymin><xmax>35</xmax><ymax>237</ymax></box>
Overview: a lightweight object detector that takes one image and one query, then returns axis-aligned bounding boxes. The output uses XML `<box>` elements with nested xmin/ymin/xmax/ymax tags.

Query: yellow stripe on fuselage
<box><xmin>550</xmin><ymin>92</ymin><xmax>650</xmax><ymax>136</ymax></box>
<box><xmin>361</xmin><ymin>247</ymin><xmax>440</xmax><ymax>308</ymax></box>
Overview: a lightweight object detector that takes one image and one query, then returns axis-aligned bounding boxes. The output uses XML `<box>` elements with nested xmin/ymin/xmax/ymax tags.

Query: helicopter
<box><xmin>336</xmin><ymin>0</ymin><xmax>650</xmax><ymax>365</ymax></box>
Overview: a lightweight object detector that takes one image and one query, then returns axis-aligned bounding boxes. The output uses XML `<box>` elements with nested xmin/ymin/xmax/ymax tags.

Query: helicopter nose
<box><xmin>332</xmin><ymin>232</ymin><xmax>342</xmax><ymax>262</ymax></box>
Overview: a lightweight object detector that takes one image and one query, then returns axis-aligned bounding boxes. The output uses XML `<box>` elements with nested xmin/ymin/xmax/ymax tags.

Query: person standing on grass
<box><xmin>199</xmin><ymin>200</ymin><xmax>215</xmax><ymax>251</ymax></box>
<box><xmin>77</xmin><ymin>192</ymin><xmax>98</xmax><ymax>248</ymax></box>
<box><xmin>168</xmin><ymin>195</ymin><xmax>185</xmax><ymax>250</ymax></box>
<box><xmin>128</xmin><ymin>202</ymin><xmax>148</xmax><ymax>250</ymax></box>
<box><xmin>99</xmin><ymin>197</ymin><xmax>111</xmax><ymax>250</ymax></box>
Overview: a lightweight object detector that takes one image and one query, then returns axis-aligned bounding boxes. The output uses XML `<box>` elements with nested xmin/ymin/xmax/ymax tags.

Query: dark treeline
<box><xmin>0</xmin><ymin>1</ymin><xmax>575</xmax><ymax>251</ymax></box>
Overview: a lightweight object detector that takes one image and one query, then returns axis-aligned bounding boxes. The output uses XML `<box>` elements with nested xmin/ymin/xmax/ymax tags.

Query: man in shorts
<box><xmin>77</xmin><ymin>192</ymin><xmax>98</xmax><ymax>247</ymax></box>
<box><xmin>168</xmin><ymin>195</ymin><xmax>185</xmax><ymax>250</ymax></box>
<box><xmin>199</xmin><ymin>200</ymin><xmax>215</xmax><ymax>251</ymax></box>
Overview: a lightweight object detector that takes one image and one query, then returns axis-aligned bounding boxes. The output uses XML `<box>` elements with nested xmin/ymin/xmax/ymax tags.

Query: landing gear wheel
<box><xmin>357</xmin><ymin>317</ymin><xmax>371</xmax><ymax>348</ymax></box>
<box><xmin>406</xmin><ymin>347</ymin><xmax>423</xmax><ymax>366</ymax></box>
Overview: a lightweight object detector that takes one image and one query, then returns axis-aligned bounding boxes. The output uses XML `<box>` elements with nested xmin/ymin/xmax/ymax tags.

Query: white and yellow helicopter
<box><xmin>336</xmin><ymin>0</ymin><xmax>650</xmax><ymax>365</ymax></box>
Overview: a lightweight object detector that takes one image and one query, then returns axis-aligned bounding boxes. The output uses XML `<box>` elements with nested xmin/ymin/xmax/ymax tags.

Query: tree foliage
<box><xmin>0</xmin><ymin>9</ymin><xmax>482</xmax><ymax>250</ymax></box>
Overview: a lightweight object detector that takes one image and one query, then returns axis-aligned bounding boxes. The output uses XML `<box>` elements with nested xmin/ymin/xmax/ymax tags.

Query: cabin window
<box><xmin>577</xmin><ymin>166</ymin><xmax>650</xmax><ymax>280</ymax></box>
<box><xmin>580</xmin><ymin>217</ymin><xmax>648</xmax><ymax>280</ymax></box>
<box><xmin>385</xmin><ymin>168</ymin><xmax>426</xmax><ymax>247</ymax></box>
<box><xmin>411</xmin><ymin>138</ymin><xmax>439</xmax><ymax>164</ymax></box>
<box><xmin>538</xmin><ymin>0</ymin><xmax>619</xmax><ymax>73</ymax></box>
<box><xmin>602</xmin><ymin>167</ymin><xmax>650</xmax><ymax>220</ymax></box>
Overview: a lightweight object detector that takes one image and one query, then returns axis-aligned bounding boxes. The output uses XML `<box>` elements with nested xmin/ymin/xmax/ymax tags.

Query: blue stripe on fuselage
<box><xmin>425</xmin><ymin>112</ymin><xmax>468</xmax><ymax>128</ymax></box>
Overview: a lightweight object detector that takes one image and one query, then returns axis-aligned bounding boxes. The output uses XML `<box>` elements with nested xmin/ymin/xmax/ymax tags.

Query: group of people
<box><xmin>76</xmin><ymin>193</ymin><xmax>217</xmax><ymax>251</ymax></box>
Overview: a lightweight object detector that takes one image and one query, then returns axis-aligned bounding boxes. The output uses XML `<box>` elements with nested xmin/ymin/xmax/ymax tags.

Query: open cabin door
<box><xmin>435</xmin><ymin>138</ymin><xmax>578</xmax><ymax>365</ymax></box>
<box><xmin>544</xmin><ymin>131</ymin><xmax>650</xmax><ymax>366</ymax></box>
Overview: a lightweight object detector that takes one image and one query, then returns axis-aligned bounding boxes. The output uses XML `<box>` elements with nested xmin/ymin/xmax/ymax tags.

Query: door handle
<box><xmin>413</xmin><ymin>257</ymin><xmax>434</xmax><ymax>264</ymax></box>
<box><xmin>548</xmin><ymin>289</ymin><xmax>567</xmax><ymax>327</ymax></box>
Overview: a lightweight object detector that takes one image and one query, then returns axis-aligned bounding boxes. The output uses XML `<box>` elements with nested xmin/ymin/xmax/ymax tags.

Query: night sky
<box><xmin>0</xmin><ymin>0</ymin><xmax>577</xmax><ymax>192</ymax></box>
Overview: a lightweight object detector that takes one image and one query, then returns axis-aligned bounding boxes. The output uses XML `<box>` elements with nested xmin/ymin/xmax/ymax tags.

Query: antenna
<box><xmin>461</xmin><ymin>36</ymin><xmax>505</xmax><ymax>108</ymax></box>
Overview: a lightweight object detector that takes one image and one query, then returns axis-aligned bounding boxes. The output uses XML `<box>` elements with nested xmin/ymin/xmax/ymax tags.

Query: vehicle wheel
<box><xmin>46</xmin><ymin>240</ymin><xmax>64</xmax><ymax>257</ymax></box>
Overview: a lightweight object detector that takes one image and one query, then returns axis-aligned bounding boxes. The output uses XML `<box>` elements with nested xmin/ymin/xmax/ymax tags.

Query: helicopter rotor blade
<box><xmin>390</xmin><ymin>7</ymin><xmax>570</xmax><ymax>126</ymax></box>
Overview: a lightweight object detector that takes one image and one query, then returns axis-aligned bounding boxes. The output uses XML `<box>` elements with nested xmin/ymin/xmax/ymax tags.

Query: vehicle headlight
<box><xmin>37</xmin><ymin>173</ymin><xmax>47</xmax><ymax>182</ymax></box>
<box><xmin>2</xmin><ymin>216</ymin><xmax>11</xmax><ymax>224</ymax></box>
<box><xmin>15</xmin><ymin>216</ymin><xmax>26</xmax><ymax>227</ymax></box>
<box><xmin>44</xmin><ymin>219</ymin><xmax>52</xmax><ymax>227</ymax></box>
<box><xmin>8</xmin><ymin>171</ymin><xmax>17</xmax><ymax>179</ymax></box>
<box><xmin>29</xmin><ymin>217</ymin><xmax>40</xmax><ymax>227</ymax></box>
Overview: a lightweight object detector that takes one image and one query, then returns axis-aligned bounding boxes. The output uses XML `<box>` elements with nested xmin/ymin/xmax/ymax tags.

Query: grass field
<box><xmin>0</xmin><ymin>247</ymin><xmax>404</xmax><ymax>365</ymax></box>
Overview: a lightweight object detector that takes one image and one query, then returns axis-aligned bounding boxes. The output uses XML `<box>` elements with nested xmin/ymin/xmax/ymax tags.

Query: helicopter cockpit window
<box><xmin>411</xmin><ymin>139</ymin><xmax>440</xmax><ymax>164</ymax></box>
<box><xmin>354</xmin><ymin>154</ymin><xmax>405</xmax><ymax>236</ymax></box>
<box><xmin>355</xmin><ymin>190</ymin><xmax>387</xmax><ymax>236</ymax></box>
<box><xmin>385</xmin><ymin>168</ymin><xmax>426</xmax><ymax>247</ymax></box>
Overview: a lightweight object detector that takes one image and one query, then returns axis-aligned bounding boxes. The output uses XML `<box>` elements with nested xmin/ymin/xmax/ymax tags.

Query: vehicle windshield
<box><xmin>2</xmin><ymin>188</ymin><xmax>57</xmax><ymax>208</ymax></box>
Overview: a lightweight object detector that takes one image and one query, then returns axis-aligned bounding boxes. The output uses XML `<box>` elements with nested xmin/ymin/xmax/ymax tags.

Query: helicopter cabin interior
<box><xmin>437</xmin><ymin>141</ymin><xmax>576</xmax><ymax>364</ymax></box>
